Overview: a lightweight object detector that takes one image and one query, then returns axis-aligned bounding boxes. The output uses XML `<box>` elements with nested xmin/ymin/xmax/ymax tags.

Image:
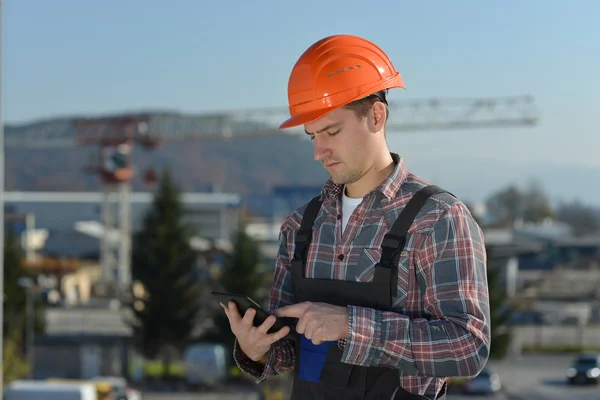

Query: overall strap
<box><xmin>373</xmin><ymin>185</ymin><xmax>449</xmax><ymax>298</ymax></box>
<box><xmin>292</xmin><ymin>196</ymin><xmax>323</xmax><ymax>277</ymax></box>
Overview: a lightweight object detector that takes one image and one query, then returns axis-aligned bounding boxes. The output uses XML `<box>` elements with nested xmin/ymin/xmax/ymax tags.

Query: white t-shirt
<box><xmin>341</xmin><ymin>187</ymin><xmax>363</xmax><ymax>233</ymax></box>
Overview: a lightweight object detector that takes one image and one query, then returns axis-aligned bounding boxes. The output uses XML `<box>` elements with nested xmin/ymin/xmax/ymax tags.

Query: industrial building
<box><xmin>4</xmin><ymin>190</ymin><xmax>241</xmax><ymax>258</ymax></box>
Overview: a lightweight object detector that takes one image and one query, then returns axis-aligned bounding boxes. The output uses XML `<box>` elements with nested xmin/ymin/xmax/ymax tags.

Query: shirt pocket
<box><xmin>350</xmin><ymin>247</ymin><xmax>412</xmax><ymax>309</ymax></box>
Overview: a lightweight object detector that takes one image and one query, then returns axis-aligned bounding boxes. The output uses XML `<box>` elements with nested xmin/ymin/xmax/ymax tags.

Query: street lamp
<box><xmin>17</xmin><ymin>277</ymin><xmax>34</xmax><ymax>378</ymax></box>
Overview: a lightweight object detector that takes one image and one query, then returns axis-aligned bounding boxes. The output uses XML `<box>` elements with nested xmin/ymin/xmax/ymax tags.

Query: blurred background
<box><xmin>1</xmin><ymin>1</ymin><xmax>599</xmax><ymax>399</ymax></box>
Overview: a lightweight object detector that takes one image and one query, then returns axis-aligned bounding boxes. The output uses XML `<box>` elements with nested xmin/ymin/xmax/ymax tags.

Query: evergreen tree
<box><xmin>3</xmin><ymin>331</ymin><xmax>30</xmax><ymax>384</ymax></box>
<box><xmin>4</xmin><ymin>226</ymin><xmax>26</xmax><ymax>338</ymax></box>
<box><xmin>3</xmin><ymin>225</ymin><xmax>45</xmax><ymax>336</ymax></box>
<box><xmin>126</xmin><ymin>169</ymin><xmax>204</xmax><ymax>375</ymax></box>
<box><xmin>3</xmin><ymin>224</ymin><xmax>45</xmax><ymax>383</ymax></box>
<box><xmin>205</xmin><ymin>224</ymin><xmax>266</xmax><ymax>356</ymax></box>
<box><xmin>486</xmin><ymin>246</ymin><xmax>515</xmax><ymax>359</ymax></box>
<box><xmin>219</xmin><ymin>225</ymin><xmax>265</xmax><ymax>302</ymax></box>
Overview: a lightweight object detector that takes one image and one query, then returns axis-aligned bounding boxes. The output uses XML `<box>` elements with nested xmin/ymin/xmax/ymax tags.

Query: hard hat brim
<box><xmin>278</xmin><ymin>108</ymin><xmax>333</xmax><ymax>130</ymax></box>
<box><xmin>279</xmin><ymin>72</ymin><xmax>406</xmax><ymax>130</ymax></box>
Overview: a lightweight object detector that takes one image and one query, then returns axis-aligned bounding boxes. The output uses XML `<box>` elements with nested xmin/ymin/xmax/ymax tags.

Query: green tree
<box><xmin>204</xmin><ymin>224</ymin><xmax>266</xmax><ymax>356</ymax></box>
<box><xmin>4</xmin><ymin>229</ymin><xmax>45</xmax><ymax>329</ymax></box>
<box><xmin>486</xmin><ymin>185</ymin><xmax>522</xmax><ymax>226</ymax></box>
<box><xmin>3</xmin><ymin>330</ymin><xmax>30</xmax><ymax>385</ymax></box>
<box><xmin>219</xmin><ymin>225</ymin><xmax>265</xmax><ymax>302</ymax></box>
<box><xmin>486</xmin><ymin>180</ymin><xmax>555</xmax><ymax>226</ymax></box>
<box><xmin>3</xmin><ymin>224</ymin><xmax>45</xmax><ymax>383</ymax></box>
<box><xmin>4</xmin><ymin>226</ymin><xmax>26</xmax><ymax>338</ymax></box>
<box><xmin>486</xmin><ymin>246</ymin><xmax>515</xmax><ymax>359</ymax></box>
<box><xmin>126</xmin><ymin>169</ymin><xmax>204</xmax><ymax>377</ymax></box>
<box><xmin>522</xmin><ymin>180</ymin><xmax>556</xmax><ymax>223</ymax></box>
<box><xmin>557</xmin><ymin>200</ymin><xmax>600</xmax><ymax>236</ymax></box>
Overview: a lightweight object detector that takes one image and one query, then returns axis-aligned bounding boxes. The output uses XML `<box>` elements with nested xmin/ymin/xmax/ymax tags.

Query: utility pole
<box><xmin>0</xmin><ymin>0</ymin><xmax>6</xmax><ymax>397</ymax></box>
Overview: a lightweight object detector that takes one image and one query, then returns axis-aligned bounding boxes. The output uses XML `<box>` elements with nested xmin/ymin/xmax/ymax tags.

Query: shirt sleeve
<box><xmin>232</xmin><ymin>337</ymin><xmax>295</xmax><ymax>382</ymax></box>
<box><xmin>340</xmin><ymin>202</ymin><xmax>491</xmax><ymax>379</ymax></box>
<box><xmin>232</xmin><ymin>224</ymin><xmax>297</xmax><ymax>382</ymax></box>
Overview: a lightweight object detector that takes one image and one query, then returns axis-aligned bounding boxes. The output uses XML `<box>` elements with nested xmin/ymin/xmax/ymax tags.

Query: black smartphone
<box><xmin>212</xmin><ymin>291</ymin><xmax>298</xmax><ymax>341</ymax></box>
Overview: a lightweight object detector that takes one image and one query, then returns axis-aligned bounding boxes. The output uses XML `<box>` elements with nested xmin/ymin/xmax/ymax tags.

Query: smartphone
<box><xmin>212</xmin><ymin>291</ymin><xmax>298</xmax><ymax>341</ymax></box>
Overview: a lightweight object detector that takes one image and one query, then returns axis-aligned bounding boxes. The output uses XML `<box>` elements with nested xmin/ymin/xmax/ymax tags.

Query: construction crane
<box><xmin>5</xmin><ymin>94</ymin><xmax>540</xmax><ymax>300</ymax></box>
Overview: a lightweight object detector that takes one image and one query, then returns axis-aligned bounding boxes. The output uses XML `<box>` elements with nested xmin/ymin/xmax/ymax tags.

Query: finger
<box><xmin>227</xmin><ymin>301</ymin><xmax>240</xmax><ymax>317</ymax></box>
<box><xmin>220</xmin><ymin>303</ymin><xmax>231</xmax><ymax>319</ymax></box>
<box><xmin>227</xmin><ymin>301</ymin><xmax>241</xmax><ymax>320</ymax></box>
<box><xmin>303</xmin><ymin>319</ymin><xmax>319</xmax><ymax>340</ymax></box>
<box><xmin>273</xmin><ymin>303</ymin><xmax>306</xmax><ymax>318</ymax></box>
<box><xmin>242</xmin><ymin>307</ymin><xmax>256</xmax><ymax>328</ymax></box>
<box><xmin>311</xmin><ymin>326</ymin><xmax>325</xmax><ymax>345</ymax></box>
<box><xmin>257</xmin><ymin>315</ymin><xmax>277</xmax><ymax>335</ymax></box>
<box><xmin>266</xmin><ymin>325</ymin><xmax>290</xmax><ymax>343</ymax></box>
<box><xmin>295</xmin><ymin>316</ymin><xmax>307</xmax><ymax>335</ymax></box>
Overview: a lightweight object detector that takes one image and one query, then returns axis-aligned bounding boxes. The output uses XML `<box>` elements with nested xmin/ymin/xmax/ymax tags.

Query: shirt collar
<box><xmin>321</xmin><ymin>152</ymin><xmax>408</xmax><ymax>201</ymax></box>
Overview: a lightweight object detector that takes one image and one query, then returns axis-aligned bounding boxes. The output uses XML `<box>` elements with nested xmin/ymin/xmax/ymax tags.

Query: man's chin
<box><xmin>329</xmin><ymin>175</ymin><xmax>347</xmax><ymax>185</ymax></box>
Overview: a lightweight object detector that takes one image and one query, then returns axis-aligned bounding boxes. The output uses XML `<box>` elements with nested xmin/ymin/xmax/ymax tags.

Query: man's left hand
<box><xmin>274</xmin><ymin>302</ymin><xmax>348</xmax><ymax>345</ymax></box>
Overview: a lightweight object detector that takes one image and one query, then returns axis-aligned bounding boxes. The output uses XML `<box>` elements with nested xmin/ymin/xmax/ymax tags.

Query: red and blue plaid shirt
<box><xmin>234</xmin><ymin>153</ymin><xmax>490</xmax><ymax>398</ymax></box>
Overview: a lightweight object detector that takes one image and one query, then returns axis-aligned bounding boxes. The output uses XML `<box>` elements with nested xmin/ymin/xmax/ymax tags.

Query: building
<box><xmin>3</xmin><ymin>190</ymin><xmax>241</xmax><ymax>380</ymax></box>
<box><xmin>4</xmin><ymin>191</ymin><xmax>241</xmax><ymax>259</ymax></box>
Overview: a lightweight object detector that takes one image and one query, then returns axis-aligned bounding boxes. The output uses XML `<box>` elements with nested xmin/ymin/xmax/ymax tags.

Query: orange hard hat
<box><xmin>279</xmin><ymin>34</ymin><xmax>405</xmax><ymax>130</ymax></box>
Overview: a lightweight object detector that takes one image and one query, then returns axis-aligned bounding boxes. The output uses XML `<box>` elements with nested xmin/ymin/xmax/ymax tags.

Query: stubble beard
<box><xmin>329</xmin><ymin>168</ymin><xmax>362</xmax><ymax>186</ymax></box>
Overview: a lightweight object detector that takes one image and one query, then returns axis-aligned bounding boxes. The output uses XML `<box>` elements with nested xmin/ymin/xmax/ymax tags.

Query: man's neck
<box><xmin>345</xmin><ymin>152</ymin><xmax>395</xmax><ymax>198</ymax></box>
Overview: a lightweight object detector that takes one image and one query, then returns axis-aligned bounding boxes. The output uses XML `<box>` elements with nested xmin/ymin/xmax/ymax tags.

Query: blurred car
<box><xmin>90</xmin><ymin>376</ymin><xmax>143</xmax><ymax>400</ymax></box>
<box><xmin>566</xmin><ymin>353</ymin><xmax>600</xmax><ymax>385</ymax></box>
<box><xmin>463</xmin><ymin>367</ymin><xmax>502</xmax><ymax>395</ymax></box>
<box><xmin>6</xmin><ymin>380</ymin><xmax>97</xmax><ymax>400</ymax></box>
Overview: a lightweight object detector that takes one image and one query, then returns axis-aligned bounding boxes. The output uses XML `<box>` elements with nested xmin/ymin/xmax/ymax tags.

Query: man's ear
<box><xmin>368</xmin><ymin>101</ymin><xmax>387</xmax><ymax>132</ymax></box>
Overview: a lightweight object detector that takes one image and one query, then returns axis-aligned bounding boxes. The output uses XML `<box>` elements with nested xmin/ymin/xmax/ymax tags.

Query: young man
<box><xmin>220</xmin><ymin>34</ymin><xmax>491</xmax><ymax>400</ymax></box>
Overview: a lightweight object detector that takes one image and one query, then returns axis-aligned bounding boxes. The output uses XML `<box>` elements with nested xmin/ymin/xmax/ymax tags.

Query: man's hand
<box><xmin>274</xmin><ymin>301</ymin><xmax>348</xmax><ymax>345</ymax></box>
<box><xmin>220</xmin><ymin>301</ymin><xmax>290</xmax><ymax>363</ymax></box>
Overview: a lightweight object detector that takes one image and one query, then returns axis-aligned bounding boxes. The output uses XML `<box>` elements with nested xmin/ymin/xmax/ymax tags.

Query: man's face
<box><xmin>304</xmin><ymin>107</ymin><xmax>374</xmax><ymax>185</ymax></box>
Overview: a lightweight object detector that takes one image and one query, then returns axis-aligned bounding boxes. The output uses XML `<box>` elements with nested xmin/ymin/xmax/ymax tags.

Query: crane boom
<box><xmin>5</xmin><ymin>95</ymin><xmax>538</xmax><ymax>148</ymax></box>
<box><xmin>2</xmin><ymin>93</ymin><xmax>540</xmax><ymax>302</ymax></box>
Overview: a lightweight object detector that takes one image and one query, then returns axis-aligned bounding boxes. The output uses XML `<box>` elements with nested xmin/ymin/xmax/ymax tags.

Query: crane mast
<box><xmin>72</xmin><ymin>116</ymin><xmax>155</xmax><ymax>298</ymax></box>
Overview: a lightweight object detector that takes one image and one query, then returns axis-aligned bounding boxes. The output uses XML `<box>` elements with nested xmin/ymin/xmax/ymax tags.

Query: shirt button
<box><xmin>337</xmin><ymin>214</ymin><xmax>342</xmax><ymax>220</ymax></box>
<box><xmin>338</xmin><ymin>254</ymin><xmax>344</xmax><ymax>260</ymax></box>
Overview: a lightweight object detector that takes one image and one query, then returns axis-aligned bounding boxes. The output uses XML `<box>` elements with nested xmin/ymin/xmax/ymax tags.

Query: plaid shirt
<box><xmin>234</xmin><ymin>153</ymin><xmax>490</xmax><ymax>398</ymax></box>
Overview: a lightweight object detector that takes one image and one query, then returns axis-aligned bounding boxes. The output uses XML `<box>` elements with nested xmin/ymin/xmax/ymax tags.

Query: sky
<box><xmin>3</xmin><ymin>0</ymin><xmax>599</xmax><ymax>204</ymax></box>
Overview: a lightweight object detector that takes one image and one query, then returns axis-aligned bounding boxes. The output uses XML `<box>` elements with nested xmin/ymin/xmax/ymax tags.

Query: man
<box><xmin>220</xmin><ymin>34</ymin><xmax>491</xmax><ymax>400</ymax></box>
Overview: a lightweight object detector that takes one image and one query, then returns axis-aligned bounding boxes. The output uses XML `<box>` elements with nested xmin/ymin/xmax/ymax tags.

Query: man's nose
<box><xmin>313</xmin><ymin>136</ymin><xmax>331</xmax><ymax>161</ymax></box>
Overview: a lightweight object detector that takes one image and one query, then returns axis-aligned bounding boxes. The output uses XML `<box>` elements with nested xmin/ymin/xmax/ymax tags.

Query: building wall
<box><xmin>4</xmin><ymin>191</ymin><xmax>241</xmax><ymax>258</ymax></box>
<box><xmin>33</xmin><ymin>336</ymin><xmax>130</xmax><ymax>380</ymax></box>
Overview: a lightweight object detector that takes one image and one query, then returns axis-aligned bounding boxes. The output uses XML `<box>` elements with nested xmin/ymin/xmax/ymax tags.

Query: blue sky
<box><xmin>3</xmin><ymin>0</ymin><xmax>599</xmax><ymax>203</ymax></box>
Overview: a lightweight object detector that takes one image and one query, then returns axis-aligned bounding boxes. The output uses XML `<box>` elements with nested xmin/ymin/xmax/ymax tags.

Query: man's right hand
<box><xmin>220</xmin><ymin>301</ymin><xmax>291</xmax><ymax>363</ymax></box>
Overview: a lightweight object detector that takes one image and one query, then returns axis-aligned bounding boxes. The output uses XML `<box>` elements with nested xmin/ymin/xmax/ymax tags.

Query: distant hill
<box><xmin>5</xmin><ymin>111</ymin><xmax>329</xmax><ymax>217</ymax></box>
<box><xmin>6</xmin><ymin>111</ymin><xmax>600</xmax><ymax>218</ymax></box>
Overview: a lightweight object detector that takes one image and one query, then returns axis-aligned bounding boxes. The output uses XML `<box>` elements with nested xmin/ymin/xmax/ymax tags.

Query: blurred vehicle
<box><xmin>90</xmin><ymin>376</ymin><xmax>143</xmax><ymax>400</ymax></box>
<box><xmin>566</xmin><ymin>353</ymin><xmax>600</xmax><ymax>385</ymax></box>
<box><xmin>184</xmin><ymin>343</ymin><xmax>228</xmax><ymax>388</ymax></box>
<box><xmin>462</xmin><ymin>367</ymin><xmax>502</xmax><ymax>395</ymax></box>
<box><xmin>47</xmin><ymin>378</ymin><xmax>115</xmax><ymax>400</ymax></box>
<box><xmin>4</xmin><ymin>380</ymin><xmax>97</xmax><ymax>400</ymax></box>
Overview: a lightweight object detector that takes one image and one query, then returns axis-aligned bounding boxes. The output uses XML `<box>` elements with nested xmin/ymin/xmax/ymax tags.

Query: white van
<box><xmin>4</xmin><ymin>380</ymin><xmax>97</xmax><ymax>400</ymax></box>
<box><xmin>183</xmin><ymin>343</ymin><xmax>228</xmax><ymax>388</ymax></box>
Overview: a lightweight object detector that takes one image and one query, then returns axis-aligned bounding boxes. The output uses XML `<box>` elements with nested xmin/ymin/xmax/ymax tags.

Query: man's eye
<box><xmin>328</xmin><ymin>131</ymin><xmax>340</xmax><ymax>136</ymax></box>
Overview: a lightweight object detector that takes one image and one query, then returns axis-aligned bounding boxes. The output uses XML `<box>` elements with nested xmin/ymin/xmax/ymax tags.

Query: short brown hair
<box><xmin>343</xmin><ymin>93</ymin><xmax>389</xmax><ymax>121</ymax></box>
